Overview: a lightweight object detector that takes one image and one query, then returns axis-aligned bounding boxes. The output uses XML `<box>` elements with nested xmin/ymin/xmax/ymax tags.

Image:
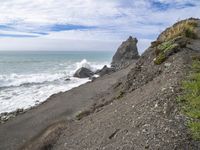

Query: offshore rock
<box><xmin>111</xmin><ymin>36</ymin><xmax>140</xmax><ymax>70</ymax></box>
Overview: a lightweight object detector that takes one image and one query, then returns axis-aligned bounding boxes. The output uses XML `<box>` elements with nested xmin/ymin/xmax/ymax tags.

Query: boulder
<box><xmin>111</xmin><ymin>36</ymin><xmax>140</xmax><ymax>70</ymax></box>
<box><xmin>65</xmin><ymin>78</ymin><xmax>70</xmax><ymax>81</ymax></box>
<box><xmin>96</xmin><ymin>65</ymin><xmax>115</xmax><ymax>76</ymax></box>
<box><xmin>73</xmin><ymin>67</ymin><xmax>94</xmax><ymax>78</ymax></box>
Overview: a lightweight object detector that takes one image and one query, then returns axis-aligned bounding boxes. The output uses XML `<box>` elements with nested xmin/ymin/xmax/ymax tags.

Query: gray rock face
<box><xmin>96</xmin><ymin>65</ymin><xmax>115</xmax><ymax>76</ymax></box>
<box><xmin>111</xmin><ymin>36</ymin><xmax>140</xmax><ymax>70</ymax></box>
<box><xmin>73</xmin><ymin>67</ymin><xmax>94</xmax><ymax>78</ymax></box>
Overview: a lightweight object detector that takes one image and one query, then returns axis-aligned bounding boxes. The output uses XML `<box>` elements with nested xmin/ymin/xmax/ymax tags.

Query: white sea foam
<box><xmin>0</xmin><ymin>72</ymin><xmax>68</xmax><ymax>88</ymax></box>
<box><xmin>0</xmin><ymin>78</ymin><xmax>89</xmax><ymax>114</ymax></box>
<box><xmin>0</xmin><ymin>59</ymin><xmax>109</xmax><ymax>114</ymax></box>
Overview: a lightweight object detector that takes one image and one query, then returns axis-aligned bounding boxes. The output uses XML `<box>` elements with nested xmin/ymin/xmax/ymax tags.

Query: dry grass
<box><xmin>154</xmin><ymin>19</ymin><xmax>198</xmax><ymax>65</ymax></box>
<box><xmin>163</xmin><ymin>20</ymin><xmax>198</xmax><ymax>41</ymax></box>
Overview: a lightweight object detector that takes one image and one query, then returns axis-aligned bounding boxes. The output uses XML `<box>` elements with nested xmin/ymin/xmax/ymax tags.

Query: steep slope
<box><xmin>0</xmin><ymin>64</ymin><xmax>134</xmax><ymax>150</ymax></box>
<box><xmin>23</xmin><ymin>18</ymin><xmax>200</xmax><ymax>150</ymax></box>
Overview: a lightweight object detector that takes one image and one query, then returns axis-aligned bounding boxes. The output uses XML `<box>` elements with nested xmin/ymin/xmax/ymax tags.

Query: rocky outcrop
<box><xmin>111</xmin><ymin>36</ymin><xmax>140</xmax><ymax>70</ymax></box>
<box><xmin>73</xmin><ymin>67</ymin><xmax>94</xmax><ymax>78</ymax></box>
<box><xmin>96</xmin><ymin>65</ymin><xmax>115</xmax><ymax>76</ymax></box>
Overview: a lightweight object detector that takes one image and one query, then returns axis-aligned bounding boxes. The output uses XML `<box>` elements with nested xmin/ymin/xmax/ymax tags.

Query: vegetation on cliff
<box><xmin>179</xmin><ymin>56</ymin><xmax>200</xmax><ymax>140</ymax></box>
<box><xmin>151</xmin><ymin>18</ymin><xmax>200</xmax><ymax>140</ymax></box>
<box><xmin>162</xmin><ymin>19</ymin><xmax>198</xmax><ymax>41</ymax></box>
<box><xmin>153</xmin><ymin>19</ymin><xmax>198</xmax><ymax>65</ymax></box>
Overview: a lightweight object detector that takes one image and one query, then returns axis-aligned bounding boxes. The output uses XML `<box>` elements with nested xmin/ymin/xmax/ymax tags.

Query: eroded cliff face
<box><xmin>51</xmin><ymin>18</ymin><xmax>200</xmax><ymax>150</ymax></box>
<box><xmin>22</xmin><ymin>18</ymin><xmax>200</xmax><ymax>150</ymax></box>
<box><xmin>111</xmin><ymin>36</ymin><xmax>140</xmax><ymax>70</ymax></box>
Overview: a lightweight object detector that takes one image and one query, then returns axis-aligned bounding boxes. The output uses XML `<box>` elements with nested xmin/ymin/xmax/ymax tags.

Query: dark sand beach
<box><xmin>0</xmin><ymin>64</ymin><xmax>132</xmax><ymax>150</ymax></box>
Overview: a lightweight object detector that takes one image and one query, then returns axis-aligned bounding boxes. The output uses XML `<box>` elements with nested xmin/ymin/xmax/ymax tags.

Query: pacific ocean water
<box><xmin>0</xmin><ymin>51</ymin><xmax>114</xmax><ymax>114</ymax></box>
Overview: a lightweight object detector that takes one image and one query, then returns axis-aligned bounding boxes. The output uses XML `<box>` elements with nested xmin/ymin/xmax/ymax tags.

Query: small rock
<box><xmin>73</xmin><ymin>67</ymin><xmax>94</xmax><ymax>78</ymax></box>
<box><xmin>16</xmin><ymin>108</ymin><xmax>24</xmax><ymax>114</ymax></box>
<box><xmin>164</xmin><ymin>63</ymin><xmax>171</xmax><ymax>67</ymax></box>
<box><xmin>161</xmin><ymin>88</ymin><xmax>166</xmax><ymax>92</ymax></box>
<box><xmin>154</xmin><ymin>103</ymin><xmax>158</xmax><ymax>108</ymax></box>
<box><xmin>89</xmin><ymin>76</ymin><xmax>96</xmax><ymax>81</ymax></box>
<box><xmin>65</xmin><ymin>78</ymin><xmax>70</xmax><ymax>81</ymax></box>
<box><xmin>145</xmin><ymin>144</ymin><xmax>149</xmax><ymax>149</ymax></box>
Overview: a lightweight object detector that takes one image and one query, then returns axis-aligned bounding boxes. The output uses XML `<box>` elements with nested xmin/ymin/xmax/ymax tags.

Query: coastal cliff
<box><xmin>1</xmin><ymin>18</ymin><xmax>200</xmax><ymax>150</ymax></box>
<box><xmin>51</xmin><ymin>18</ymin><xmax>200</xmax><ymax>149</ymax></box>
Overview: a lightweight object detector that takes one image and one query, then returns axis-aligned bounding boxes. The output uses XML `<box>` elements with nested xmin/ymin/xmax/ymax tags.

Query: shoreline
<box><xmin>0</xmin><ymin>65</ymin><xmax>131</xmax><ymax>150</ymax></box>
<box><xmin>0</xmin><ymin>79</ymin><xmax>90</xmax><ymax>124</ymax></box>
<box><xmin>0</xmin><ymin>76</ymin><xmax>91</xmax><ymax>117</ymax></box>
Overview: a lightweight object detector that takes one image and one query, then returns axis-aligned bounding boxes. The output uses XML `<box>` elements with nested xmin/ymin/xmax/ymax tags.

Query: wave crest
<box><xmin>0</xmin><ymin>72</ymin><xmax>68</xmax><ymax>88</ymax></box>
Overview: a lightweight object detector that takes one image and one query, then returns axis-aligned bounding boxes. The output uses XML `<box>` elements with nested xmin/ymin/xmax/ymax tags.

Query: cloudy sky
<box><xmin>0</xmin><ymin>0</ymin><xmax>200</xmax><ymax>53</ymax></box>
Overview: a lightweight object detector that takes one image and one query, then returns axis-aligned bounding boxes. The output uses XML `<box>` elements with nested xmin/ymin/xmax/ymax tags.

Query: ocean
<box><xmin>0</xmin><ymin>51</ymin><xmax>114</xmax><ymax>114</ymax></box>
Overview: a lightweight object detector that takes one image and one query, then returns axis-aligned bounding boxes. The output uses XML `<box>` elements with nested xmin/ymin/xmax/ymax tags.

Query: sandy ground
<box><xmin>0</xmin><ymin>66</ymin><xmax>132</xmax><ymax>150</ymax></box>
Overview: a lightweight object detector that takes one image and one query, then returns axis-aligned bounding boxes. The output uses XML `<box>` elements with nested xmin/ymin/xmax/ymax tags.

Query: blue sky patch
<box><xmin>49</xmin><ymin>24</ymin><xmax>96</xmax><ymax>32</ymax></box>
<box><xmin>0</xmin><ymin>34</ymin><xmax>38</xmax><ymax>38</ymax></box>
<box><xmin>30</xmin><ymin>32</ymin><xmax>48</xmax><ymax>35</ymax></box>
<box><xmin>0</xmin><ymin>25</ymin><xmax>13</xmax><ymax>30</ymax></box>
<box><xmin>151</xmin><ymin>1</ymin><xmax>170</xmax><ymax>11</ymax></box>
<box><xmin>151</xmin><ymin>1</ymin><xmax>196</xmax><ymax>11</ymax></box>
<box><xmin>0</xmin><ymin>23</ymin><xmax>96</xmax><ymax>38</ymax></box>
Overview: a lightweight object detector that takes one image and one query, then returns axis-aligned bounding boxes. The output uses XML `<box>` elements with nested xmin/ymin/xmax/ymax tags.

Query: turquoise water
<box><xmin>0</xmin><ymin>51</ymin><xmax>114</xmax><ymax>113</ymax></box>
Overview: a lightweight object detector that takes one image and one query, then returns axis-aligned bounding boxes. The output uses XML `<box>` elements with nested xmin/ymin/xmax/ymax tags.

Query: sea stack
<box><xmin>111</xmin><ymin>36</ymin><xmax>140</xmax><ymax>70</ymax></box>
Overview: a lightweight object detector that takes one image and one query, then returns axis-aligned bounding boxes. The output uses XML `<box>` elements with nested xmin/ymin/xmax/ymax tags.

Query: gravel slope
<box><xmin>52</xmin><ymin>48</ymin><xmax>200</xmax><ymax>150</ymax></box>
<box><xmin>0</xmin><ymin>65</ymin><xmax>132</xmax><ymax>150</ymax></box>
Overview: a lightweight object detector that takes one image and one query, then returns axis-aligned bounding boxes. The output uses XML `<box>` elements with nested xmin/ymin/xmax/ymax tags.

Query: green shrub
<box><xmin>179</xmin><ymin>59</ymin><xmax>200</xmax><ymax>140</ymax></box>
<box><xmin>157</xmin><ymin>40</ymin><xmax>173</xmax><ymax>50</ymax></box>
<box><xmin>154</xmin><ymin>53</ymin><xmax>166</xmax><ymax>65</ymax></box>
<box><xmin>154</xmin><ymin>40</ymin><xmax>179</xmax><ymax>65</ymax></box>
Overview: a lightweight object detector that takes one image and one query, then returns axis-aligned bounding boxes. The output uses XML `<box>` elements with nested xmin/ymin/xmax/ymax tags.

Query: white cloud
<box><xmin>0</xmin><ymin>0</ymin><xmax>199</xmax><ymax>53</ymax></box>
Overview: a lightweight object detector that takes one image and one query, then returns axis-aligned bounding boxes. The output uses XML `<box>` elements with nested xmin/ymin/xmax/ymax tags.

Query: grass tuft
<box><xmin>154</xmin><ymin>39</ymin><xmax>179</xmax><ymax>65</ymax></box>
<box><xmin>153</xmin><ymin>19</ymin><xmax>198</xmax><ymax>65</ymax></box>
<box><xmin>188</xmin><ymin>122</ymin><xmax>200</xmax><ymax>140</ymax></box>
<box><xmin>164</xmin><ymin>20</ymin><xmax>198</xmax><ymax>41</ymax></box>
<box><xmin>154</xmin><ymin>53</ymin><xmax>166</xmax><ymax>65</ymax></box>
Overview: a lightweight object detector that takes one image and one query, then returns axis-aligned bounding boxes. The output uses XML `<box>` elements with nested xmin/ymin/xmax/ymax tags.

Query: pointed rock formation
<box><xmin>111</xmin><ymin>36</ymin><xmax>140</xmax><ymax>70</ymax></box>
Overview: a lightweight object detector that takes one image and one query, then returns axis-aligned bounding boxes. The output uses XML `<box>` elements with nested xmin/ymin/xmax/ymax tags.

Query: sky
<box><xmin>0</xmin><ymin>0</ymin><xmax>200</xmax><ymax>53</ymax></box>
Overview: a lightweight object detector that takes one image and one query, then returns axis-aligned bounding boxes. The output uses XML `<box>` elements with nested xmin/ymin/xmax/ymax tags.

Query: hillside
<box><xmin>51</xmin><ymin>18</ymin><xmax>200</xmax><ymax>150</ymax></box>
<box><xmin>2</xmin><ymin>18</ymin><xmax>200</xmax><ymax>150</ymax></box>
